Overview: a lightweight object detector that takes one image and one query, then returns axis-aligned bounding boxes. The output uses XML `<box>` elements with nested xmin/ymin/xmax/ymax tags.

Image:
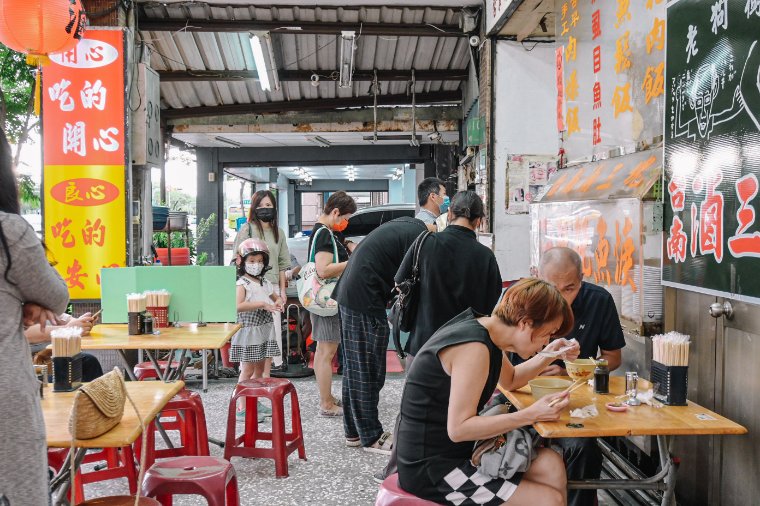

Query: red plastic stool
<box><xmin>48</xmin><ymin>447</ymin><xmax>138</xmax><ymax>501</ymax></box>
<box><xmin>141</xmin><ymin>456</ymin><xmax>239</xmax><ymax>506</ymax></box>
<box><xmin>223</xmin><ymin>378</ymin><xmax>306</xmax><ymax>478</ymax></box>
<box><xmin>47</xmin><ymin>448</ymin><xmax>85</xmax><ymax>501</ymax></box>
<box><xmin>135</xmin><ymin>389</ymin><xmax>210</xmax><ymax>469</ymax></box>
<box><xmin>133</xmin><ymin>361</ymin><xmax>182</xmax><ymax>381</ymax></box>
<box><xmin>80</xmin><ymin>496</ymin><xmax>161</xmax><ymax>505</ymax></box>
<box><xmin>219</xmin><ymin>342</ymin><xmax>238</xmax><ymax>368</ymax></box>
<box><xmin>375</xmin><ymin>474</ymin><xmax>439</xmax><ymax>505</ymax></box>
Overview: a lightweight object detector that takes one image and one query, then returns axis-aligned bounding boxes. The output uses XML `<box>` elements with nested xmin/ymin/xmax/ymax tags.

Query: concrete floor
<box><xmin>82</xmin><ymin>373</ymin><xmax>402</xmax><ymax>505</ymax></box>
<box><xmin>81</xmin><ymin>371</ymin><xmax>616</xmax><ymax>505</ymax></box>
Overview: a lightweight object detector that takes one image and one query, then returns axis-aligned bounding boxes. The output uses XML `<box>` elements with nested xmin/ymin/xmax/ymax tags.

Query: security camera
<box><xmin>310</xmin><ymin>73</ymin><xmax>320</xmax><ymax>87</ymax></box>
<box><xmin>469</xmin><ymin>35</ymin><xmax>480</xmax><ymax>47</ymax></box>
<box><xmin>428</xmin><ymin>131</ymin><xmax>442</xmax><ymax>142</ymax></box>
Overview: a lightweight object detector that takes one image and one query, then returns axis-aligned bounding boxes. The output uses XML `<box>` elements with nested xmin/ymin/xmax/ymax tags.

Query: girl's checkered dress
<box><xmin>230</xmin><ymin>276</ymin><xmax>280</xmax><ymax>362</ymax></box>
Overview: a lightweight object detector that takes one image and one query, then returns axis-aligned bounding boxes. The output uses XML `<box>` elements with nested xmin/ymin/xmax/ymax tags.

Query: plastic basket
<box><xmin>53</xmin><ymin>353</ymin><xmax>83</xmax><ymax>392</ymax></box>
<box><xmin>147</xmin><ymin>306</ymin><xmax>169</xmax><ymax>328</ymax></box>
<box><xmin>651</xmin><ymin>361</ymin><xmax>688</xmax><ymax>406</ymax></box>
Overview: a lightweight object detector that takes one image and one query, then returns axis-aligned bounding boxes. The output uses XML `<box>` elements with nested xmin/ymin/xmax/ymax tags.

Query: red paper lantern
<box><xmin>0</xmin><ymin>0</ymin><xmax>86</xmax><ymax>58</ymax></box>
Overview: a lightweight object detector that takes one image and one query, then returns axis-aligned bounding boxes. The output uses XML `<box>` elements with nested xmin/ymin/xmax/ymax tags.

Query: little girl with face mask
<box><xmin>232</xmin><ymin>238</ymin><xmax>284</xmax><ymax>421</ymax></box>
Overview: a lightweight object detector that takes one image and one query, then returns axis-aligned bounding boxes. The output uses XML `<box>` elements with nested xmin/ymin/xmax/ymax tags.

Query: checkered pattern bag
<box><xmin>439</xmin><ymin>462</ymin><xmax>520</xmax><ymax>505</ymax></box>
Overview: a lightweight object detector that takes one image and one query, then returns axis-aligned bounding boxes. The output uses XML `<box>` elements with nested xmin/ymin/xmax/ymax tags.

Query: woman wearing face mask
<box><xmin>309</xmin><ymin>191</ymin><xmax>357</xmax><ymax>417</ymax></box>
<box><xmin>232</xmin><ymin>191</ymin><xmax>290</xmax><ymax>404</ymax></box>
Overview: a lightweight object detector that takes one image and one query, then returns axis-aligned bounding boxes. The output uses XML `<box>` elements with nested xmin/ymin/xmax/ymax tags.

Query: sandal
<box><xmin>332</xmin><ymin>397</ymin><xmax>343</xmax><ymax>407</ymax></box>
<box><xmin>364</xmin><ymin>432</ymin><xmax>393</xmax><ymax>455</ymax></box>
<box><xmin>346</xmin><ymin>436</ymin><xmax>361</xmax><ymax>447</ymax></box>
<box><xmin>318</xmin><ymin>405</ymin><xmax>343</xmax><ymax>417</ymax></box>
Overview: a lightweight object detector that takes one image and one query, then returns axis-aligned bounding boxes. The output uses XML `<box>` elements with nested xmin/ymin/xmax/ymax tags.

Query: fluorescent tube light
<box><xmin>250</xmin><ymin>34</ymin><xmax>271</xmax><ymax>92</ymax></box>
<box><xmin>214</xmin><ymin>136</ymin><xmax>242</xmax><ymax>148</ymax></box>
<box><xmin>309</xmin><ymin>136</ymin><xmax>332</xmax><ymax>148</ymax></box>
<box><xmin>339</xmin><ymin>31</ymin><xmax>356</xmax><ymax>88</ymax></box>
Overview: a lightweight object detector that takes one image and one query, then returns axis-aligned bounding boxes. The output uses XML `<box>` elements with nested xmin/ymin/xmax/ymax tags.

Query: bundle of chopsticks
<box><xmin>127</xmin><ymin>293</ymin><xmax>147</xmax><ymax>313</ymax></box>
<box><xmin>652</xmin><ymin>331</ymin><xmax>690</xmax><ymax>366</ymax></box>
<box><xmin>51</xmin><ymin>327</ymin><xmax>83</xmax><ymax>357</ymax></box>
<box><xmin>144</xmin><ymin>290</ymin><xmax>171</xmax><ymax>307</ymax></box>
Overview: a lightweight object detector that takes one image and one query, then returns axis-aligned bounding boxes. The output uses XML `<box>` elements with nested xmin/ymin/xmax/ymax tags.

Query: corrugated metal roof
<box><xmin>137</xmin><ymin>4</ymin><xmax>469</xmax><ymax>111</ymax></box>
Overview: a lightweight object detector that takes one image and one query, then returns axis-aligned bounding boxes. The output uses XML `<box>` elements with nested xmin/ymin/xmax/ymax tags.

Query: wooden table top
<box><xmin>503</xmin><ymin>376</ymin><xmax>747</xmax><ymax>438</ymax></box>
<box><xmin>77</xmin><ymin>323</ymin><xmax>240</xmax><ymax>350</ymax></box>
<box><xmin>43</xmin><ymin>381</ymin><xmax>184</xmax><ymax>448</ymax></box>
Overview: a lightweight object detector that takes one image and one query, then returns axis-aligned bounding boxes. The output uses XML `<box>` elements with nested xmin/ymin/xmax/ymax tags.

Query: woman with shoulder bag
<box><xmin>396</xmin><ymin>278</ymin><xmax>579</xmax><ymax>506</ymax></box>
<box><xmin>308</xmin><ymin>191</ymin><xmax>356</xmax><ymax>417</ymax></box>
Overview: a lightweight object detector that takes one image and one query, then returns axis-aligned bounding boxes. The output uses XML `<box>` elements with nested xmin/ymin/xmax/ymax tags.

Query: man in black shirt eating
<box><xmin>512</xmin><ymin>247</ymin><xmax>626</xmax><ymax>506</ymax></box>
<box><xmin>333</xmin><ymin>216</ymin><xmax>428</xmax><ymax>455</ymax></box>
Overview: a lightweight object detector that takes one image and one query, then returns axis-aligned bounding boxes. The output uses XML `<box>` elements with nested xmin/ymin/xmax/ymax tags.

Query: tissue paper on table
<box><xmin>570</xmin><ymin>404</ymin><xmax>599</xmax><ymax>418</ymax></box>
<box><xmin>636</xmin><ymin>389</ymin><xmax>664</xmax><ymax>408</ymax></box>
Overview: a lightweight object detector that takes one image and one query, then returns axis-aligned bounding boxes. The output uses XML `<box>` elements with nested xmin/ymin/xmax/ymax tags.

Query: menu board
<box><xmin>663</xmin><ymin>0</ymin><xmax>760</xmax><ymax>301</ymax></box>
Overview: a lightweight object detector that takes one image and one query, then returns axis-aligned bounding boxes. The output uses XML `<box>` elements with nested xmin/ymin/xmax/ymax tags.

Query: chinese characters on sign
<box><xmin>557</xmin><ymin>0</ymin><xmax>666</xmax><ymax>160</ymax></box>
<box><xmin>42</xmin><ymin>30</ymin><xmax>127</xmax><ymax>300</ymax></box>
<box><xmin>532</xmin><ymin>151</ymin><xmax>662</xmax><ymax>324</ymax></box>
<box><xmin>664</xmin><ymin>0</ymin><xmax>760</xmax><ymax>300</ymax></box>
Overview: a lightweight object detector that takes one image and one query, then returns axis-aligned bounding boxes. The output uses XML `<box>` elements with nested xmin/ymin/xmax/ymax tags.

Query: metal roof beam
<box><xmin>212</xmin><ymin>144</ymin><xmax>433</xmax><ymax>166</ymax></box>
<box><xmin>158</xmin><ymin>69</ymin><xmax>469</xmax><ymax>82</ymax></box>
<box><xmin>167</xmin><ymin>105</ymin><xmax>462</xmax><ymax>126</ymax></box>
<box><xmin>163</xmin><ymin>90</ymin><xmax>462</xmax><ymax>120</ymax></box>
<box><xmin>137</xmin><ymin>17</ymin><xmax>465</xmax><ymax>37</ymax></box>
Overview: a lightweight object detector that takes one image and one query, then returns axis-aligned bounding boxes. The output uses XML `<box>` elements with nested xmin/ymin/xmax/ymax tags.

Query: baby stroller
<box><xmin>270</xmin><ymin>304</ymin><xmax>314</xmax><ymax>378</ymax></box>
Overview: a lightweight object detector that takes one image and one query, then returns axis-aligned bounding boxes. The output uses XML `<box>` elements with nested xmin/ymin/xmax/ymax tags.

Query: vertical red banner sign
<box><xmin>42</xmin><ymin>29</ymin><xmax>127</xmax><ymax>300</ymax></box>
<box><xmin>556</xmin><ymin>46</ymin><xmax>566</xmax><ymax>132</ymax></box>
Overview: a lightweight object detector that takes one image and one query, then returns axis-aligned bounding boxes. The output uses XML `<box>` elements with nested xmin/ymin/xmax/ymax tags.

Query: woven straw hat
<box><xmin>69</xmin><ymin>368</ymin><xmax>126</xmax><ymax>439</ymax></box>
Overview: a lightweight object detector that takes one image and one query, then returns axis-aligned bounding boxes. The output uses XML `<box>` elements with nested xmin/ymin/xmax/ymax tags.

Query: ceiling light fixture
<box><xmin>250</xmin><ymin>33</ymin><xmax>271</xmax><ymax>92</ymax></box>
<box><xmin>339</xmin><ymin>31</ymin><xmax>356</xmax><ymax>88</ymax></box>
<box><xmin>309</xmin><ymin>136</ymin><xmax>332</xmax><ymax>148</ymax></box>
<box><xmin>214</xmin><ymin>136</ymin><xmax>242</xmax><ymax>148</ymax></box>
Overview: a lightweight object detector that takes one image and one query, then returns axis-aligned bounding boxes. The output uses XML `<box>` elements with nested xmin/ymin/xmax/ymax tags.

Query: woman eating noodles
<box><xmin>396</xmin><ymin>278</ymin><xmax>579</xmax><ymax>505</ymax></box>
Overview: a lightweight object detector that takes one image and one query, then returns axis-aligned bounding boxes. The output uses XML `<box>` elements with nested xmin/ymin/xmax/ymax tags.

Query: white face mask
<box><xmin>245</xmin><ymin>263</ymin><xmax>264</xmax><ymax>276</ymax></box>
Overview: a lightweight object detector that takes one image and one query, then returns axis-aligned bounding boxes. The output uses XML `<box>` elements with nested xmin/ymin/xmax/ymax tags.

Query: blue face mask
<box><xmin>439</xmin><ymin>195</ymin><xmax>450</xmax><ymax>214</ymax></box>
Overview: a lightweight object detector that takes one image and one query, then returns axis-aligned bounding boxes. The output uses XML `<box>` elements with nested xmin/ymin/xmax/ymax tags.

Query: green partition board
<box><xmin>101</xmin><ymin>266</ymin><xmax>236</xmax><ymax>323</ymax></box>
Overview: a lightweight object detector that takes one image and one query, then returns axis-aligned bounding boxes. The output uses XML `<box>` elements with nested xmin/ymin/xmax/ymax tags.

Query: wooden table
<box><xmin>503</xmin><ymin>377</ymin><xmax>747</xmax><ymax>505</ymax></box>
<box><xmin>80</xmin><ymin>323</ymin><xmax>240</xmax><ymax>391</ymax></box>
<box><xmin>43</xmin><ymin>381</ymin><xmax>183</xmax><ymax>505</ymax></box>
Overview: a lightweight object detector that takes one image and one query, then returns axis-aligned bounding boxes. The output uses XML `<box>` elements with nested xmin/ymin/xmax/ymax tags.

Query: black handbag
<box><xmin>389</xmin><ymin>230</ymin><xmax>431</xmax><ymax>369</ymax></box>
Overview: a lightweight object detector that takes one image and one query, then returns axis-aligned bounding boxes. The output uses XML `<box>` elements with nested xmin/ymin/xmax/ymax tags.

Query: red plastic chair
<box><xmin>375</xmin><ymin>474</ymin><xmax>439</xmax><ymax>505</ymax></box>
<box><xmin>223</xmin><ymin>378</ymin><xmax>306</xmax><ymax>478</ymax></box>
<box><xmin>135</xmin><ymin>388</ymin><xmax>210</xmax><ymax>469</ymax></box>
<box><xmin>48</xmin><ymin>447</ymin><xmax>138</xmax><ymax>501</ymax></box>
<box><xmin>141</xmin><ymin>456</ymin><xmax>239</xmax><ymax>506</ymax></box>
<box><xmin>133</xmin><ymin>361</ymin><xmax>182</xmax><ymax>381</ymax></box>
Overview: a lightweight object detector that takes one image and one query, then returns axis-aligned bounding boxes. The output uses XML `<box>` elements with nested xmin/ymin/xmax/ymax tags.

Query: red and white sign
<box><xmin>43</xmin><ymin>30</ymin><xmax>126</xmax><ymax>166</ymax></box>
<box><xmin>556</xmin><ymin>46</ymin><xmax>566</xmax><ymax>132</ymax></box>
<box><xmin>42</xmin><ymin>29</ymin><xmax>127</xmax><ymax>300</ymax></box>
